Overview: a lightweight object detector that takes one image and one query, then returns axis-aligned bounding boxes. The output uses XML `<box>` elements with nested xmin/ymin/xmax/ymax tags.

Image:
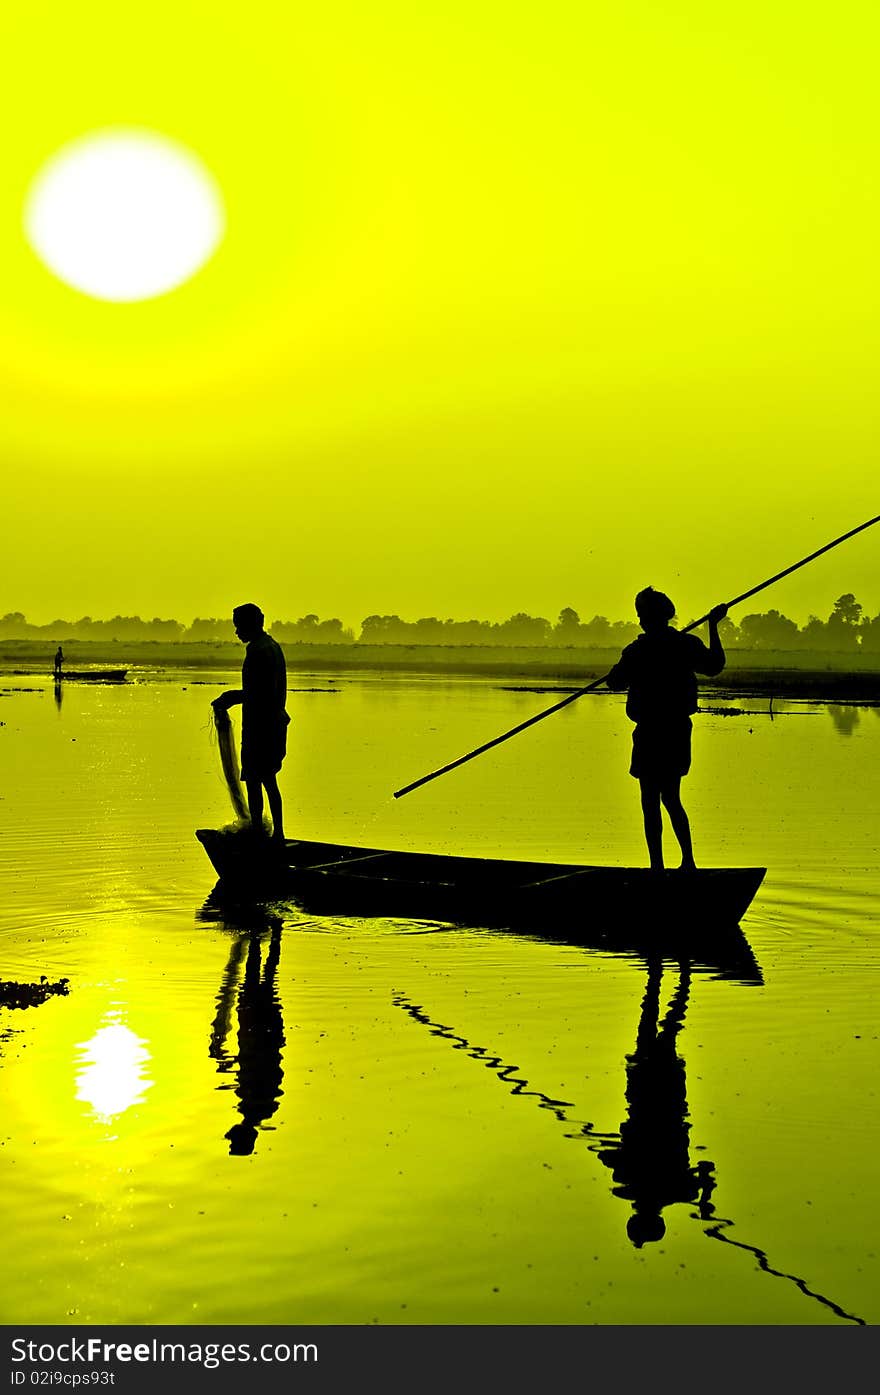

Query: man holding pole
<box><xmin>606</xmin><ymin>589</ymin><xmax>728</xmax><ymax>872</ymax></box>
<box><xmin>392</xmin><ymin>517</ymin><xmax>877</xmax><ymax>804</ymax></box>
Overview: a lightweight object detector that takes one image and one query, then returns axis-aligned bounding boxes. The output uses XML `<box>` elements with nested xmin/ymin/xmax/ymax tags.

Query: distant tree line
<box><xmin>1</xmin><ymin>594</ymin><xmax>878</xmax><ymax>650</ymax></box>
<box><xmin>356</xmin><ymin>609</ymin><xmax>642</xmax><ymax>647</ymax></box>
<box><xmin>357</xmin><ymin>595</ymin><xmax>880</xmax><ymax>649</ymax></box>
<box><xmin>0</xmin><ymin>612</ymin><xmax>356</xmax><ymax>645</ymax></box>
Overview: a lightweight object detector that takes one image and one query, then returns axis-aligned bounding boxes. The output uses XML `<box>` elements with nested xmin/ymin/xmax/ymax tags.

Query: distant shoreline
<box><xmin>1</xmin><ymin>639</ymin><xmax>878</xmax><ymax>702</ymax></box>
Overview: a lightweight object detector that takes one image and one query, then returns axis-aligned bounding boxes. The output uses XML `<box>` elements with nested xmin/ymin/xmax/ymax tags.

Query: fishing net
<box><xmin>212</xmin><ymin>707</ymin><xmax>248</xmax><ymax>821</ymax></box>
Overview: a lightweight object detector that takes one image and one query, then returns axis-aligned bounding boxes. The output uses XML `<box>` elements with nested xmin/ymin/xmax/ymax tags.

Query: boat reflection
<box><xmin>504</xmin><ymin>913</ymin><xmax>763</xmax><ymax>986</ymax></box>
<box><xmin>198</xmin><ymin>893</ymin><xmax>285</xmax><ymax>1157</ymax></box>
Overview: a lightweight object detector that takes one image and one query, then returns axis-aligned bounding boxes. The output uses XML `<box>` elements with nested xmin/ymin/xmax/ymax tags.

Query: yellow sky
<box><xmin>2</xmin><ymin>2</ymin><xmax>878</xmax><ymax>627</ymax></box>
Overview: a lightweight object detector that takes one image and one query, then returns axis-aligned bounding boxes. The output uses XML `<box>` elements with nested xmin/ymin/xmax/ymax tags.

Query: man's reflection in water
<box><xmin>208</xmin><ymin>909</ymin><xmax>285</xmax><ymax>1156</ymax></box>
<box><xmin>828</xmin><ymin>704</ymin><xmax>860</xmax><ymax>737</ymax></box>
<box><xmin>594</xmin><ymin>958</ymin><xmax>715</xmax><ymax>1247</ymax></box>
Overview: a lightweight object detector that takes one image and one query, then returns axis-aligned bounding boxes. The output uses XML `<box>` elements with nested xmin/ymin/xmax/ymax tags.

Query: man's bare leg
<box><xmin>639</xmin><ymin>780</ymin><xmax>664</xmax><ymax>871</ymax></box>
<box><xmin>245</xmin><ymin>778</ymin><xmax>266</xmax><ymax>835</ymax></box>
<box><xmin>264</xmin><ymin>773</ymin><xmax>285</xmax><ymax>844</ymax></box>
<box><xmin>660</xmin><ymin>780</ymin><xmax>696</xmax><ymax>870</ymax></box>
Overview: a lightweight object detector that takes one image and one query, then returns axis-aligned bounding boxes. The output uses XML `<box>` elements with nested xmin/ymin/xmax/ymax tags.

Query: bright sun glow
<box><xmin>76</xmin><ymin>1021</ymin><xmax>153</xmax><ymax>1121</ymax></box>
<box><xmin>24</xmin><ymin>129</ymin><xmax>225</xmax><ymax>302</ymax></box>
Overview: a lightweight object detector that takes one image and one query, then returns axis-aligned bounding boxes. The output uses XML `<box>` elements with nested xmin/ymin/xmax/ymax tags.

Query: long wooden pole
<box><xmin>393</xmin><ymin>513</ymin><xmax>880</xmax><ymax>799</ymax></box>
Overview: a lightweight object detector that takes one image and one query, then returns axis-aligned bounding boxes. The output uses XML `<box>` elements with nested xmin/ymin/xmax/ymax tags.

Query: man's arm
<box><xmin>605</xmin><ymin>648</ymin><xmax>632</xmax><ymax>691</ymax></box>
<box><xmin>274</xmin><ymin>643</ymin><xmax>288</xmax><ymax>710</ymax></box>
<box><xmin>212</xmin><ymin>689</ymin><xmax>243</xmax><ymax>712</ymax></box>
<box><xmin>693</xmin><ymin>604</ymin><xmax>728</xmax><ymax>676</ymax></box>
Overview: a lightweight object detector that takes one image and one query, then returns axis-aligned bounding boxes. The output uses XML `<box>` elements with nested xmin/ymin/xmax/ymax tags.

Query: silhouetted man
<box><xmin>606</xmin><ymin>588</ymin><xmax>727</xmax><ymax>871</ymax></box>
<box><xmin>54</xmin><ymin>646</ymin><xmax>63</xmax><ymax>680</ymax></box>
<box><xmin>212</xmin><ymin>604</ymin><xmax>289</xmax><ymax>845</ymax></box>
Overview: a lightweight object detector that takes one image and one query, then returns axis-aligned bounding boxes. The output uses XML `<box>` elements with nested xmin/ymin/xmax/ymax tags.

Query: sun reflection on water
<box><xmin>75</xmin><ymin>1020</ymin><xmax>152</xmax><ymax>1122</ymax></box>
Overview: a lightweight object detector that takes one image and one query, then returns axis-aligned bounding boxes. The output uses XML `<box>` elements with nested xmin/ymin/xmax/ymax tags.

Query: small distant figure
<box><xmin>606</xmin><ymin>588</ymin><xmax>727</xmax><ymax>871</ymax></box>
<box><xmin>53</xmin><ymin>646</ymin><xmax>63</xmax><ymax>680</ymax></box>
<box><xmin>212</xmin><ymin>604</ymin><xmax>290</xmax><ymax>845</ymax></box>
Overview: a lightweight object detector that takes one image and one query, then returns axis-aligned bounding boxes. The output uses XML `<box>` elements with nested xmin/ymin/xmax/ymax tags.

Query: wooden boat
<box><xmin>195</xmin><ymin>828</ymin><xmax>766</xmax><ymax>948</ymax></box>
<box><xmin>54</xmin><ymin>669</ymin><xmax>128</xmax><ymax>682</ymax></box>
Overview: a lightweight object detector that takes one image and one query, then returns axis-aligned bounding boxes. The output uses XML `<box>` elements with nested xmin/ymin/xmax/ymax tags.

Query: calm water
<box><xmin>0</xmin><ymin>670</ymin><xmax>878</xmax><ymax>1325</ymax></box>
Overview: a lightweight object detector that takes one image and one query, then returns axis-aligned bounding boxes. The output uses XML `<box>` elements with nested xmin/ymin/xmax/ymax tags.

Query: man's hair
<box><xmin>233</xmin><ymin>603</ymin><xmax>265</xmax><ymax>628</ymax></box>
<box><xmin>635</xmin><ymin>587</ymin><xmax>675</xmax><ymax>624</ymax></box>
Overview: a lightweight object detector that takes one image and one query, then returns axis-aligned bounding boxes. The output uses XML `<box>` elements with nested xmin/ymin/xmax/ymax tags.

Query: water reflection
<box><xmin>394</xmin><ymin>955</ymin><xmax>716</xmax><ymax>1250</ymax></box>
<box><xmin>200</xmin><ymin>895</ymin><xmax>285</xmax><ymax>1157</ymax></box>
<box><xmin>76</xmin><ymin>1020</ymin><xmax>152</xmax><ymax>1121</ymax></box>
<box><xmin>828</xmin><ymin>704</ymin><xmax>859</xmax><ymax>736</ymax></box>
<box><xmin>393</xmin><ymin>937</ymin><xmax>864</xmax><ymax>1324</ymax></box>
<box><xmin>825</xmin><ymin>702</ymin><xmax>880</xmax><ymax>735</ymax></box>
<box><xmin>510</xmin><ymin>914</ymin><xmax>763</xmax><ymax>987</ymax></box>
<box><xmin>53</xmin><ymin>678</ymin><xmax>63</xmax><ymax>711</ymax></box>
<box><xmin>592</xmin><ymin>960</ymin><xmax>715</xmax><ymax>1247</ymax></box>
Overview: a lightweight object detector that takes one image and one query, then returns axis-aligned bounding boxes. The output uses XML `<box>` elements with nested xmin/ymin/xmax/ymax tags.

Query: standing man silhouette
<box><xmin>54</xmin><ymin>646</ymin><xmax>64</xmax><ymax>680</ymax></box>
<box><xmin>606</xmin><ymin>588</ymin><xmax>727</xmax><ymax>871</ymax></box>
<box><xmin>213</xmin><ymin>604</ymin><xmax>290</xmax><ymax>845</ymax></box>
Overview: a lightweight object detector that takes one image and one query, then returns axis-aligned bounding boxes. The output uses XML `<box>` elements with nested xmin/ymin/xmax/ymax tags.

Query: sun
<box><xmin>24</xmin><ymin>128</ymin><xmax>225</xmax><ymax>303</ymax></box>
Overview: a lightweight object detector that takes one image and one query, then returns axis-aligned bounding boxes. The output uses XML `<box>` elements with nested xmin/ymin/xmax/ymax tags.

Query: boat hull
<box><xmin>55</xmin><ymin>670</ymin><xmax>128</xmax><ymax>682</ymax></box>
<box><xmin>195</xmin><ymin>829</ymin><xmax>766</xmax><ymax>939</ymax></box>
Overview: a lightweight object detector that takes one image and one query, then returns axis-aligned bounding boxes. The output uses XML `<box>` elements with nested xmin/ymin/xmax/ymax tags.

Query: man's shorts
<box><xmin>241</xmin><ymin>716</ymin><xmax>290</xmax><ymax>782</ymax></box>
<box><xmin>629</xmin><ymin>718</ymin><xmax>692</xmax><ymax>783</ymax></box>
